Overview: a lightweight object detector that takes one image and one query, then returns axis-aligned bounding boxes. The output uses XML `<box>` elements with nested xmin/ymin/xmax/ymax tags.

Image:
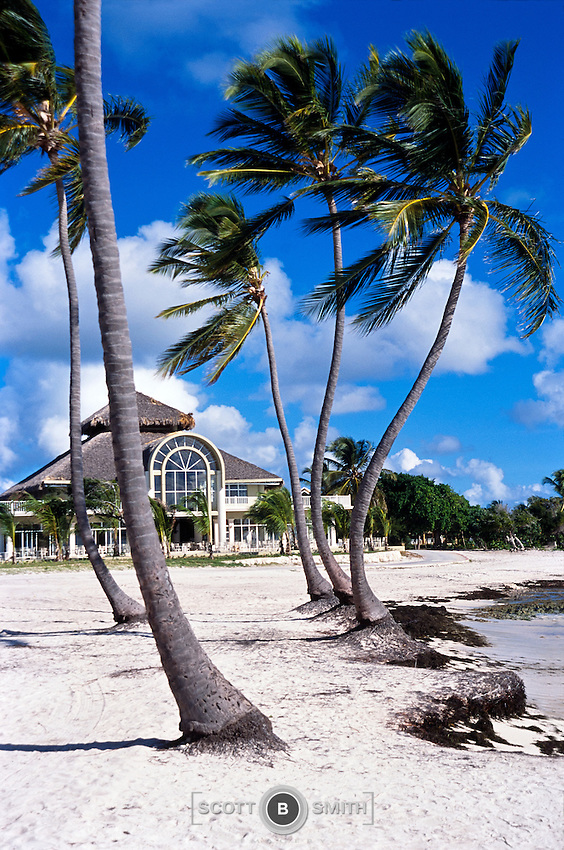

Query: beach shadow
<box><xmin>0</xmin><ymin>627</ymin><xmax>152</xmax><ymax>640</ymax></box>
<box><xmin>0</xmin><ymin>737</ymin><xmax>165</xmax><ymax>752</ymax></box>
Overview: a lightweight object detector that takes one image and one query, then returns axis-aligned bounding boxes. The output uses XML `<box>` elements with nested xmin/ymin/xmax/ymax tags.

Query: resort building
<box><xmin>0</xmin><ymin>393</ymin><xmax>285</xmax><ymax>559</ymax></box>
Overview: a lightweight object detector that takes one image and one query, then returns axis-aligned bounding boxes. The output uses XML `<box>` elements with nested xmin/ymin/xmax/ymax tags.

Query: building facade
<box><xmin>0</xmin><ymin>393</ymin><xmax>284</xmax><ymax>559</ymax></box>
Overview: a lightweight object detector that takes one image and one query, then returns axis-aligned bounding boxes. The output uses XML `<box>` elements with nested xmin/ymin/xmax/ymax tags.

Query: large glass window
<box><xmin>151</xmin><ymin>435</ymin><xmax>219</xmax><ymax>508</ymax></box>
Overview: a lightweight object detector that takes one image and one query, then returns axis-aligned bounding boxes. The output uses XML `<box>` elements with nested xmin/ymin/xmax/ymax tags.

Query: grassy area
<box><xmin>0</xmin><ymin>551</ymin><xmax>287</xmax><ymax>574</ymax></box>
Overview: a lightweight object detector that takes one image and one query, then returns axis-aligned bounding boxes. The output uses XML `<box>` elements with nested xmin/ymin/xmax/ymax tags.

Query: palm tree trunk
<box><xmin>308</xmin><ymin>193</ymin><xmax>354</xmax><ymax>602</ymax></box>
<box><xmin>53</xmin><ymin>163</ymin><xmax>145</xmax><ymax>623</ymax></box>
<box><xmin>74</xmin><ymin>0</ymin><xmax>276</xmax><ymax>743</ymax></box>
<box><xmin>349</xmin><ymin>242</ymin><xmax>469</xmax><ymax>624</ymax></box>
<box><xmin>260</xmin><ymin>306</ymin><xmax>333</xmax><ymax>599</ymax></box>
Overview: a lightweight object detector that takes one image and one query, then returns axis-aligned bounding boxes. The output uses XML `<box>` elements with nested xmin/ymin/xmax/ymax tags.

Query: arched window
<box><xmin>150</xmin><ymin>434</ymin><xmax>219</xmax><ymax>508</ymax></box>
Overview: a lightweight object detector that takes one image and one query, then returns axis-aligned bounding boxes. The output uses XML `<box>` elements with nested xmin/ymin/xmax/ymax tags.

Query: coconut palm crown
<box><xmin>0</xmin><ymin>0</ymin><xmax>149</xmax><ymax>249</ymax></box>
<box><xmin>306</xmin><ymin>32</ymin><xmax>558</xmax><ymax>335</ymax></box>
<box><xmin>152</xmin><ymin>192</ymin><xmax>278</xmax><ymax>383</ymax></box>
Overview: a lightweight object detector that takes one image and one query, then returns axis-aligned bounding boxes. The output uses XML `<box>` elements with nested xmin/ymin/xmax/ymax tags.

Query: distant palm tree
<box><xmin>324</xmin><ymin>436</ymin><xmax>374</xmax><ymax>501</ymax></box>
<box><xmin>246</xmin><ymin>487</ymin><xmax>295</xmax><ymax>555</ymax></box>
<box><xmin>308</xmin><ymin>32</ymin><xmax>558</xmax><ymax>626</ymax></box>
<box><xmin>542</xmin><ymin>470</ymin><xmax>564</xmax><ymax>512</ymax></box>
<box><xmin>182</xmin><ymin>490</ymin><xmax>211</xmax><ymax>542</ymax></box>
<box><xmin>190</xmin><ymin>35</ymin><xmax>357</xmax><ymax>601</ymax></box>
<box><xmin>0</xmin><ymin>0</ymin><xmax>147</xmax><ymax>621</ymax></box>
<box><xmin>149</xmin><ymin>498</ymin><xmax>176</xmax><ymax>557</ymax></box>
<box><xmin>73</xmin><ymin>0</ymin><xmax>277</xmax><ymax>745</ymax></box>
<box><xmin>322</xmin><ymin>500</ymin><xmax>350</xmax><ymax>551</ymax></box>
<box><xmin>152</xmin><ymin>192</ymin><xmax>333</xmax><ymax>600</ymax></box>
<box><xmin>0</xmin><ymin>503</ymin><xmax>18</xmax><ymax>563</ymax></box>
<box><xmin>23</xmin><ymin>493</ymin><xmax>75</xmax><ymax>561</ymax></box>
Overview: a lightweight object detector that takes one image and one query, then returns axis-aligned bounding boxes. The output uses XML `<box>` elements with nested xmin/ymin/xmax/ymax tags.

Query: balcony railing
<box><xmin>301</xmin><ymin>494</ymin><xmax>352</xmax><ymax>509</ymax></box>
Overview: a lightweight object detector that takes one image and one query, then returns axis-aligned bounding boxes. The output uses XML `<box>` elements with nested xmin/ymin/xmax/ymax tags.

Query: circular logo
<box><xmin>259</xmin><ymin>785</ymin><xmax>308</xmax><ymax>835</ymax></box>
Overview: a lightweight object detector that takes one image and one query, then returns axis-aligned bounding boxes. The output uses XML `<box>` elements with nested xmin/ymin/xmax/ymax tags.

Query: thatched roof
<box><xmin>82</xmin><ymin>392</ymin><xmax>195</xmax><ymax>437</ymax></box>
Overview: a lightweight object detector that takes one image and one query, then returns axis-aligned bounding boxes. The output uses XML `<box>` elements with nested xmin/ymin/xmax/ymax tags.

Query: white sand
<box><xmin>1</xmin><ymin>549</ymin><xmax>563</xmax><ymax>849</ymax></box>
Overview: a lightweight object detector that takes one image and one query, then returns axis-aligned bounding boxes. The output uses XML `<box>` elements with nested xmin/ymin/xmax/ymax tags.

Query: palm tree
<box><xmin>0</xmin><ymin>503</ymin><xmax>18</xmax><ymax>563</ymax></box>
<box><xmin>321</xmin><ymin>500</ymin><xmax>350</xmax><ymax>551</ymax></box>
<box><xmin>152</xmin><ymin>191</ymin><xmax>333</xmax><ymax>600</ymax></box>
<box><xmin>23</xmin><ymin>493</ymin><xmax>75</xmax><ymax>561</ymax></box>
<box><xmin>246</xmin><ymin>487</ymin><xmax>295</xmax><ymax>555</ymax></box>
<box><xmin>84</xmin><ymin>478</ymin><xmax>122</xmax><ymax>555</ymax></box>
<box><xmin>190</xmin><ymin>36</ymin><xmax>357</xmax><ymax>602</ymax></box>
<box><xmin>182</xmin><ymin>489</ymin><xmax>211</xmax><ymax>542</ymax></box>
<box><xmin>308</xmin><ymin>33</ymin><xmax>558</xmax><ymax>626</ymax></box>
<box><xmin>324</xmin><ymin>436</ymin><xmax>374</xmax><ymax>501</ymax></box>
<box><xmin>73</xmin><ymin>0</ymin><xmax>279</xmax><ymax>747</ymax></box>
<box><xmin>149</xmin><ymin>497</ymin><xmax>176</xmax><ymax>557</ymax></box>
<box><xmin>542</xmin><ymin>470</ymin><xmax>564</xmax><ymax>511</ymax></box>
<box><xmin>0</xmin><ymin>0</ymin><xmax>148</xmax><ymax>621</ymax></box>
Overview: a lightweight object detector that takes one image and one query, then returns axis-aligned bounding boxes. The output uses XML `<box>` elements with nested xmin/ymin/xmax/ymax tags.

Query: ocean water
<box><xmin>460</xmin><ymin>591</ymin><xmax>564</xmax><ymax>720</ymax></box>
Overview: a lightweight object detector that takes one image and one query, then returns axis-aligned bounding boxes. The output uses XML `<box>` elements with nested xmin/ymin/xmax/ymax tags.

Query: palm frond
<box><xmin>156</xmin><ymin>293</ymin><xmax>235</xmax><ymax>320</ymax></box>
<box><xmin>485</xmin><ymin>202</ymin><xmax>559</xmax><ymax>336</ymax></box>
<box><xmin>157</xmin><ymin>299</ymin><xmax>263</xmax><ymax>382</ymax></box>
<box><xmin>352</xmin><ymin>227</ymin><xmax>454</xmax><ymax>333</ymax></box>
<box><xmin>472</xmin><ymin>40</ymin><xmax>519</xmax><ymax>164</ymax></box>
<box><xmin>103</xmin><ymin>95</ymin><xmax>150</xmax><ymax>150</ymax></box>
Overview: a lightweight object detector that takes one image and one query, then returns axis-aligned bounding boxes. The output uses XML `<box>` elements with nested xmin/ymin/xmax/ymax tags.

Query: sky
<box><xmin>0</xmin><ymin>0</ymin><xmax>563</xmax><ymax>507</ymax></box>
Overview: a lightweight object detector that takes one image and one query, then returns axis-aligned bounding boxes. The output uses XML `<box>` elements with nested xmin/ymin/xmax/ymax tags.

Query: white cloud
<box><xmin>185</xmin><ymin>52</ymin><xmax>233</xmax><ymax>86</ymax></box>
<box><xmin>457</xmin><ymin>458</ymin><xmax>509</xmax><ymax>503</ymax></box>
<box><xmin>332</xmin><ymin>384</ymin><xmax>386</xmax><ymax>415</ymax></box>
<box><xmin>539</xmin><ymin>318</ymin><xmax>564</xmax><ymax>367</ymax></box>
<box><xmin>424</xmin><ymin>434</ymin><xmax>462</xmax><ymax>454</ymax></box>
<box><xmin>195</xmin><ymin>404</ymin><xmax>285</xmax><ymax>473</ymax></box>
<box><xmin>104</xmin><ymin>0</ymin><xmax>319</xmax><ymax>76</ymax></box>
<box><xmin>513</xmin><ymin>369</ymin><xmax>564</xmax><ymax>428</ymax></box>
<box><xmin>0</xmin><ymin>416</ymin><xmax>17</xmax><ymax>469</ymax></box>
<box><xmin>344</xmin><ymin>260</ymin><xmax>526</xmax><ymax>381</ymax></box>
<box><xmin>383</xmin><ymin>446</ymin><xmax>545</xmax><ymax>507</ymax></box>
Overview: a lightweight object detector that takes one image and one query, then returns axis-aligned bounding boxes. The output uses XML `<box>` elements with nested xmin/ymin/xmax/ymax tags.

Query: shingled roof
<box><xmin>82</xmin><ymin>392</ymin><xmax>195</xmax><ymax>437</ymax></box>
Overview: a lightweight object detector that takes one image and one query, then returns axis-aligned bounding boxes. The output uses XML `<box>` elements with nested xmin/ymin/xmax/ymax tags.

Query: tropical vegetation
<box><xmin>246</xmin><ymin>487</ymin><xmax>295</xmax><ymax>554</ymax></box>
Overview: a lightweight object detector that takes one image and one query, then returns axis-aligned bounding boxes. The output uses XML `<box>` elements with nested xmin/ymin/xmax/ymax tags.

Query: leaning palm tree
<box><xmin>246</xmin><ymin>487</ymin><xmax>295</xmax><ymax>555</ymax></box>
<box><xmin>73</xmin><ymin>0</ymin><xmax>281</xmax><ymax>747</ymax></box>
<box><xmin>324</xmin><ymin>436</ymin><xmax>374</xmax><ymax>501</ymax></box>
<box><xmin>152</xmin><ymin>191</ymin><xmax>333</xmax><ymax>600</ymax></box>
<box><xmin>0</xmin><ymin>0</ymin><xmax>147</xmax><ymax>621</ymax></box>
<box><xmin>308</xmin><ymin>33</ymin><xmax>558</xmax><ymax>628</ymax></box>
<box><xmin>190</xmin><ymin>36</ymin><xmax>357</xmax><ymax>601</ymax></box>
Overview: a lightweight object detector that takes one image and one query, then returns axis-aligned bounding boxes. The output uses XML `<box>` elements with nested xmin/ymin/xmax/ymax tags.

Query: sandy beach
<box><xmin>1</xmin><ymin>549</ymin><xmax>563</xmax><ymax>849</ymax></box>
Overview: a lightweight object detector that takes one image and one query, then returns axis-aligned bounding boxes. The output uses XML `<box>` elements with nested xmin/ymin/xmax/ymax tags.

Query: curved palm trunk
<box><xmin>309</xmin><ymin>194</ymin><xmax>354</xmax><ymax>602</ymax></box>
<box><xmin>261</xmin><ymin>306</ymin><xmax>333</xmax><ymax>599</ymax></box>
<box><xmin>74</xmin><ymin>0</ymin><xmax>274</xmax><ymax>742</ymax></box>
<box><xmin>53</xmin><ymin>165</ymin><xmax>145</xmax><ymax>623</ymax></box>
<box><xmin>350</xmin><ymin>237</ymin><xmax>469</xmax><ymax>624</ymax></box>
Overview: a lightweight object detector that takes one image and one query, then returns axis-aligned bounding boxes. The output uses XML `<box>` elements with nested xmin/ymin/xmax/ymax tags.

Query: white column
<box><xmin>217</xmin><ymin>473</ymin><xmax>226</xmax><ymax>547</ymax></box>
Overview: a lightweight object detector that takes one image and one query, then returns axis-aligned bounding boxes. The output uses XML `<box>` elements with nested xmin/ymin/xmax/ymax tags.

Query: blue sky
<box><xmin>0</xmin><ymin>0</ymin><xmax>563</xmax><ymax>506</ymax></box>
